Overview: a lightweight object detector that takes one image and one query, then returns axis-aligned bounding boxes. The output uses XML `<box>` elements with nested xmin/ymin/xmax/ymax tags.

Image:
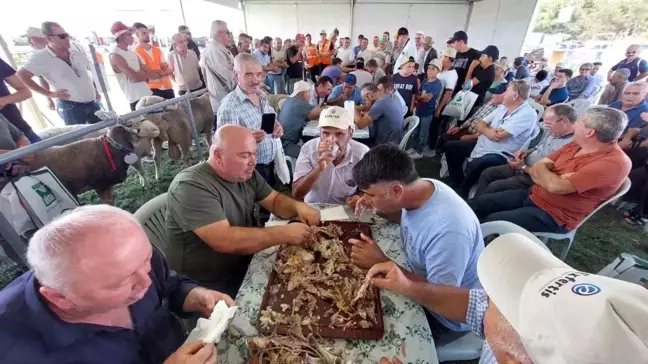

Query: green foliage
<box><xmin>533</xmin><ymin>0</ymin><xmax>648</xmax><ymax>40</ymax></box>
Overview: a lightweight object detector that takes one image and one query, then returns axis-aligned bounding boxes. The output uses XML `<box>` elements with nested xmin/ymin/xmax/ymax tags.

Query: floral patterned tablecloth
<box><xmin>217</xmin><ymin>204</ymin><xmax>438</xmax><ymax>364</ymax></box>
<box><xmin>302</xmin><ymin>120</ymin><xmax>371</xmax><ymax>139</ymax></box>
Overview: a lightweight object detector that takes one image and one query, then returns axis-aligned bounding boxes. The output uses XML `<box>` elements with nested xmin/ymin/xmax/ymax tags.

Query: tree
<box><xmin>533</xmin><ymin>0</ymin><xmax>648</xmax><ymax>40</ymax></box>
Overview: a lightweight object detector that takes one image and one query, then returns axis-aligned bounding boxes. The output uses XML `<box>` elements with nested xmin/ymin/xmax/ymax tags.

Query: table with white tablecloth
<box><xmin>217</xmin><ymin>204</ymin><xmax>438</xmax><ymax>364</ymax></box>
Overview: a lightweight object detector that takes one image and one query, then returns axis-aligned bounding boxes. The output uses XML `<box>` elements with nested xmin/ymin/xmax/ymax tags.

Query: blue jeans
<box><xmin>468</xmin><ymin>188</ymin><xmax>568</xmax><ymax>234</ymax></box>
<box><xmin>266</xmin><ymin>73</ymin><xmax>286</xmax><ymax>95</ymax></box>
<box><xmin>24</xmin><ymin>130</ymin><xmax>41</xmax><ymax>143</ymax></box>
<box><xmin>412</xmin><ymin>114</ymin><xmax>433</xmax><ymax>153</ymax></box>
<box><xmin>57</xmin><ymin>100</ymin><xmax>102</xmax><ymax>125</ymax></box>
<box><xmin>460</xmin><ymin>153</ymin><xmax>508</xmax><ymax>198</ymax></box>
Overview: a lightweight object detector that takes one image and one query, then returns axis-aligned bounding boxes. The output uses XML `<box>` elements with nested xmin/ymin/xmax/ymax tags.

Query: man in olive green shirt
<box><xmin>166</xmin><ymin>125</ymin><xmax>320</xmax><ymax>297</ymax></box>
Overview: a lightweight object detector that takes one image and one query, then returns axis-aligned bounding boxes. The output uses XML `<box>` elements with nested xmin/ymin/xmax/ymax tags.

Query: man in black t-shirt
<box><xmin>467</xmin><ymin>45</ymin><xmax>499</xmax><ymax>107</ymax></box>
<box><xmin>286</xmin><ymin>45</ymin><xmax>304</xmax><ymax>94</ymax></box>
<box><xmin>0</xmin><ymin>58</ymin><xmax>39</xmax><ymax>143</ymax></box>
<box><xmin>447</xmin><ymin>31</ymin><xmax>480</xmax><ymax>94</ymax></box>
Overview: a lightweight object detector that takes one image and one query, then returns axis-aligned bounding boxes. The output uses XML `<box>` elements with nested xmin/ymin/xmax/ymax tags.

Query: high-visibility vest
<box><xmin>318</xmin><ymin>40</ymin><xmax>333</xmax><ymax>65</ymax></box>
<box><xmin>304</xmin><ymin>44</ymin><xmax>320</xmax><ymax>69</ymax></box>
<box><xmin>134</xmin><ymin>45</ymin><xmax>172</xmax><ymax>89</ymax></box>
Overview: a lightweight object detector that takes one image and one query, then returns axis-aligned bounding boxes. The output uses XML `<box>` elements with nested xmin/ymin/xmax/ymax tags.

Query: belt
<box><xmin>58</xmin><ymin>99</ymin><xmax>97</xmax><ymax>105</ymax></box>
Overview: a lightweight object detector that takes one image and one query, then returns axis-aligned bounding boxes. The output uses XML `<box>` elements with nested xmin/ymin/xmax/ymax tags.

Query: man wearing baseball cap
<box><xmin>278</xmin><ymin>80</ymin><xmax>326</xmax><ymax>158</ymax></box>
<box><xmin>393</xmin><ymin>27</ymin><xmax>418</xmax><ymax>75</ymax></box>
<box><xmin>435</xmin><ymin>47</ymin><xmax>459</xmax><ymax>119</ymax></box>
<box><xmin>292</xmin><ymin>106</ymin><xmax>369</xmax><ymax>204</ymax></box>
<box><xmin>23</xmin><ymin>26</ymin><xmax>47</xmax><ymax>50</ymax></box>
<box><xmin>464</xmin><ymin>45</ymin><xmax>498</xmax><ymax>107</ymax></box>
<box><xmin>370</xmin><ymin>233</ymin><xmax>648</xmax><ymax>363</ymax></box>
<box><xmin>448</xmin><ymin>30</ymin><xmax>481</xmax><ymax>94</ymax></box>
<box><xmin>327</xmin><ymin>74</ymin><xmax>365</xmax><ymax>106</ymax></box>
<box><xmin>485</xmin><ymin>59</ymin><xmax>510</xmax><ymax>102</ymax></box>
<box><xmin>108</xmin><ymin>21</ymin><xmax>157</xmax><ymax>110</ymax></box>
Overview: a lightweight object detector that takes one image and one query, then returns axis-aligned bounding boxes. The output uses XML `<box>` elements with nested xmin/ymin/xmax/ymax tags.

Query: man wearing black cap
<box><xmin>448</xmin><ymin>30</ymin><xmax>480</xmax><ymax>94</ymax></box>
<box><xmin>465</xmin><ymin>45</ymin><xmax>498</xmax><ymax>107</ymax></box>
<box><xmin>393</xmin><ymin>27</ymin><xmax>418</xmax><ymax>75</ymax></box>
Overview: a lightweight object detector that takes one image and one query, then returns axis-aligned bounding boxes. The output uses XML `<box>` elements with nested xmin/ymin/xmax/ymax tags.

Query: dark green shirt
<box><xmin>165</xmin><ymin>162</ymin><xmax>273</xmax><ymax>296</ymax></box>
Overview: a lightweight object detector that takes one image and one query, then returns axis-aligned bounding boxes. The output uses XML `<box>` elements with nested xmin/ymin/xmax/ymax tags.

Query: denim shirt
<box><xmin>0</xmin><ymin>249</ymin><xmax>198</xmax><ymax>363</ymax></box>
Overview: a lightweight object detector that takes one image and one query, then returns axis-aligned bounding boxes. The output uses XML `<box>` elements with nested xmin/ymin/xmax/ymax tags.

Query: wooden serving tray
<box><xmin>257</xmin><ymin>221</ymin><xmax>384</xmax><ymax>340</ymax></box>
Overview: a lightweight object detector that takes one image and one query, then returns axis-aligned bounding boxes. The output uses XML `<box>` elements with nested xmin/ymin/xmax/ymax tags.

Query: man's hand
<box><xmin>641</xmin><ymin>112</ymin><xmax>648</xmax><ymax>123</ymax></box>
<box><xmin>508</xmin><ymin>150</ymin><xmax>526</xmax><ymax>169</ymax></box>
<box><xmin>447</xmin><ymin>126</ymin><xmax>461</xmax><ymax>135</ymax></box>
<box><xmin>272</xmin><ymin>121</ymin><xmax>283</xmax><ymax>138</ymax></box>
<box><xmin>560</xmin><ymin>172</ymin><xmax>574</xmax><ymax>179</ymax></box>
<box><xmin>366</xmin><ymin>260</ymin><xmax>411</xmax><ymax>296</ymax></box>
<box><xmin>379</xmin><ymin>357</ymin><xmax>404</xmax><ymax>364</ymax></box>
<box><xmin>434</xmin><ymin>108</ymin><xmax>441</xmax><ymax>118</ymax></box>
<box><xmin>164</xmin><ymin>341</ymin><xmax>216</xmax><ymax>364</ymax></box>
<box><xmin>252</xmin><ymin>130</ymin><xmax>266</xmax><ymax>143</ymax></box>
<box><xmin>619</xmin><ymin>138</ymin><xmax>633</xmax><ymax>149</ymax></box>
<box><xmin>183</xmin><ymin>286</ymin><xmax>235</xmax><ymax>317</ymax></box>
<box><xmin>338</xmin><ymin>92</ymin><xmax>348</xmax><ymax>101</ymax></box>
<box><xmin>346</xmin><ymin>195</ymin><xmax>361</xmax><ymax>209</ymax></box>
<box><xmin>350</xmin><ymin>233</ymin><xmax>389</xmax><ymax>269</ymax></box>
<box><xmin>295</xmin><ymin>203</ymin><xmax>321</xmax><ymax>226</ymax></box>
<box><xmin>47</xmin><ymin>98</ymin><xmax>56</xmax><ymax>110</ymax></box>
<box><xmin>48</xmin><ymin>89</ymin><xmax>71</xmax><ymax>100</ymax></box>
<box><xmin>280</xmin><ymin>222</ymin><xmax>313</xmax><ymax>244</ymax></box>
<box><xmin>317</xmin><ymin>139</ymin><xmax>336</xmax><ymax>171</ymax></box>
<box><xmin>95</xmin><ymin>90</ymin><xmax>102</xmax><ymax>101</ymax></box>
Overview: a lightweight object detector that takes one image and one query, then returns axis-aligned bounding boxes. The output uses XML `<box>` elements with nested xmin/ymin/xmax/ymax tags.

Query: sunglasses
<box><xmin>50</xmin><ymin>33</ymin><xmax>69</xmax><ymax>39</ymax></box>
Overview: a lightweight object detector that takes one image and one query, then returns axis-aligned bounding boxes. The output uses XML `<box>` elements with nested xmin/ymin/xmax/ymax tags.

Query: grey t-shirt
<box><xmin>279</xmin><ymin>96</ymin><xmax>315</xmax><ymax>145</ymax></box>
<box><xmin>368</xmin><ymin>94</ymin><xmax>404</xmax><ymax>145</ymax></box>
<box><xmin>165</xmin><ymin>162</ymin><xmax>273</xmax><ymax>296</ymax></box>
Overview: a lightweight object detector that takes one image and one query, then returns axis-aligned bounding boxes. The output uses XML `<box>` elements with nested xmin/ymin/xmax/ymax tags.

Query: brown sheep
<box><xmin>136</xmin><ymin>94</ymin><xmax>213</xmax><ymax>181</ymax></box>
<box><xmin>27</xmin><ymin>119</ymin><xmax>159</xmax><ymax>205</ymax></box>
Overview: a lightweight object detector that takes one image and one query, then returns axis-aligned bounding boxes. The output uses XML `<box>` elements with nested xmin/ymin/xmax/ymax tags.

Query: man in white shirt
<box><xmin>415</xmin><ymin>31</ymin><xmax>426</xmax><ymax>73</ymax></box>
<box><xmin>335</xmin><ymin>37</ymin><xmax>355</xmax><ymax>72</ymax></box>
<box><xmin>356</xmin><ymin>38</ymin><xmax>373</xmax><ymax>63</ymax></box>
<box><xmin>292</xmin><ymin>106</ymin><xmax>369</xmax><ymax>204</ymax></box>
<box><xmin>350</xmin><ymin>59</ymin><xmax>373</xmax><ymax>88</ymax></box>
<box><xmin>308</xmin><ymin>76</ymin><xmax>334</xmax><ymax>107</ymax></box>
<box><xmin>17</xmin><ymin>22</ymin><xmax>101</xmax><ymax>125</ymax></box>
<box><xmin>393</xmin><ymin>27</ymin><xmax>418</xmax><ymax>75</ymax></box>
<box><xmin>269</xmin><ymin>37</ymin><xmax>288</xmax><ymax>94</ymax></box>
<box><xmin>435</xmin><ymin>47</ymin><xmax>459</xmax><ymax>118</ymax></box>
<box><xmin>369</xmin><ymin>36</ymin><xmax>380</xmax><ymax>53</ymax></box>
<box><xmin>107</xmin><ymin>22</ymin><xmax>156</xmax><ymax>111</ymax></box>
<box><xmin>201</xmin><ymin>20</ymin><xmax>236</xmax><ymax>125</ymax></box>
<box><xmin>167</xmin><ymin>33</ymin><xmax>203</xmax><ymax>95</ymax></box>
<box><xmin>419</xmin><ymin>36</ymin><xmax>438</xmax><ymax>76</ymax></box>
<box><xmin>365</xmin><ymin>59</ymin><xmax>386</xmax><ymax>84</ymax></box>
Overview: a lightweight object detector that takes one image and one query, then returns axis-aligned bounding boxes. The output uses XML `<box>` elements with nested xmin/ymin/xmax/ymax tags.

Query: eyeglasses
<box><xmin>624</xmin><ymin>91</ymin><xmax>642</xmax><ymax>96</ymax></box>
<box><xmin>627</xmin><ymin>51</ymin><xmax>637</xmax><ymax>54</ymax></box>
<box><xmin>50</xmin><ymin>33</ymin><xmax>69</xmax><ymax>39</ymax></box>
<box><xmin>580</xmin><ymin>68</ymin><xmax>592</xmax><ymax>71</ymax></box>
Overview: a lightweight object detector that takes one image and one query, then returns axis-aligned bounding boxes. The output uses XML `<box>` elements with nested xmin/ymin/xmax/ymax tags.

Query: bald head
<box><xmin>27</xmin><ymin>205</ymin><xmax>147</xmax><ymax>293</ymax></box>
<box><xmin>209</xmin><ymin>125</ymin><xmax>258</xmax><ymax>182</ymax></box>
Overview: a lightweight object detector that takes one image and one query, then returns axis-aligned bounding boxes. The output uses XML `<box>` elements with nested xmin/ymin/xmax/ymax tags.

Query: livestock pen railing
<box><xmin>0</xmin><ymin>87</ymin><xmax>209</xmax><ymax>269</ymax></box>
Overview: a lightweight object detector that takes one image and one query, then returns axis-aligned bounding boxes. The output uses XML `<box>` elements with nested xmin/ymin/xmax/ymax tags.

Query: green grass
<box><xmin>2</xmin><ymin>153</ymin><xmax>647</xmax><ymax>287</ymax></box>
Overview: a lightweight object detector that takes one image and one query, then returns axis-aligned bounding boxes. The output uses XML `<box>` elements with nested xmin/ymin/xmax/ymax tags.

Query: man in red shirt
<box><xmin>468</xmin><ymin>106</ymin><xmax>631</xmax><ymax>233</ymax></box>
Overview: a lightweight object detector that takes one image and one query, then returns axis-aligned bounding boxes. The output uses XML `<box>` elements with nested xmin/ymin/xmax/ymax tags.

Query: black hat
<box><xmin>481</xmin><ymin>45</ymin><xmax>500</xmax><ymax>60</ymax></box>
<box><xmin>397</xmin><ymin>27</ymin><xmax>409</xmax><ymax>36</ymax></box>
<box><xmin>447</xmin><ymin>30</ymin><xmax>468</xmax><ymax>43</ymax></box>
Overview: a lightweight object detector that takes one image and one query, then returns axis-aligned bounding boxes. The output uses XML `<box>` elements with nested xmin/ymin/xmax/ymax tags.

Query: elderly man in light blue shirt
<box><xmin>445</xmin><ymin>80</ymin><xmax>538</xmax><ymax>198</ymax></box>
<box><xmin>566</xmin><ymin>62</ymin><xmax>597</xmax><ymax>100</ymax></box>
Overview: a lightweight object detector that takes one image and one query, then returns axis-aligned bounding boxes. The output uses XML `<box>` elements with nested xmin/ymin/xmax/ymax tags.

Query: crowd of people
<box><xmin>1</xmin><ymin>19</ymin><xmax>648</xmax><ymax>364</ymax></box>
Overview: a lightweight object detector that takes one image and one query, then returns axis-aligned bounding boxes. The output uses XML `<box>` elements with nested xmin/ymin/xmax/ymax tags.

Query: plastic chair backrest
<box><xmin>133</xmin><ymin>193</ymin><xmax>169</xmax><ymax>256</ymax></box>
<box><xmin>566</xmin><ymin>99</ymin><xmax>592</xmax><ymax>117</ymax></box>
<box><xmin>529</xmin><ymin>100</ymin><xmax>545</xmax><ymax>120</ymax></box>
<box><xmin>520</xmin><ymin>122</ymin><xmax>540</xmax><ymax>151</ymax></box>
<box><xmin>399</xmin><ymin>116</ymin><xmax>420</xmax><ymax>150</ymax></box>
<box><xmin>481</xmin><ymin>221</ymin><xmax>549</xmax><ymax>251</ymax></box>
<box><xmin>573</xmin><ymin>177</ymin><xmax>631</xmax><ymax>230</ymax></box>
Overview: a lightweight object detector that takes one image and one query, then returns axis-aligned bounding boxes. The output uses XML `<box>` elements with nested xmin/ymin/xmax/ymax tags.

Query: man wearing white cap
<box><xmin>17</xmin><ymin>22</ymin><xmax>102</xmax><ymax>125</ymax></box>
<box><xmin>292</xmin><ymin>106</ymin><xmax>369</xmax><ymax>204</ymax></box>
<box><xmin>278</xmin><ymin>80</ymin><xmax>325</xmax><ymax>158</ymax></box>
<box><xmin>24</xmin><ymin>26</ymin><xmax>47</xmax><ymax>50</ymax></box>
<box><xmin>108</xmin><ymin>21</ymin><xmax>156</xmax><ymax>111</ymax></box>
<box><xmin>370</xmin><ymin>232</ymin><xmax>648</xmax><ymax>363</ymax></box>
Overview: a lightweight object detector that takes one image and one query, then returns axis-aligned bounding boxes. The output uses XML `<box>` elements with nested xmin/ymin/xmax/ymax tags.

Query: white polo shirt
<box><xmin>293</xmin><ymin>138</ymin><xmax>369</xmax><ymax>204</ymax></box>
<box><xmin>335</xmin><ymin>47</ymin><xmax>355</xmax><ymax>64</ymax></box>
<box><xmin>23</xmin><ymin>46</ymin><xmax>96</xmax><ymax>103</ymax></box>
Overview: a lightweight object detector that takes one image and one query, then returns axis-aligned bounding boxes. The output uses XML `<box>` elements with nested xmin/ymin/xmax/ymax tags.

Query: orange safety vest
<box><xmin>134</xmin><ymin>45</ymin><xmax>172</xmax><ymax>89</ymax></box>
<box><xmin>304</xmin><ymin>44</ymin><xmax>320</xmax><ymax>69</ymax></box>
<box><xmin>318</xmin><ymin>40</ymin><xmax>333</xmax><ymax>65</ymax></box>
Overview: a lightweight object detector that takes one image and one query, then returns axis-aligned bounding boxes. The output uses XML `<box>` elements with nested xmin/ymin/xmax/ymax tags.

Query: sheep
<box><xmin>27</xmin><ymin>118</ymin><xmax>160</xmax><ymax>205</ymax></box>
<box><xmin>135</xmin><ymin>93</ymin><xmax>213</xmax><ymax>181</ymax></box>
<box><xmin>37</xmin><ymin>124</ymin><xmax>106</xmax><ymax>140</ymax></box>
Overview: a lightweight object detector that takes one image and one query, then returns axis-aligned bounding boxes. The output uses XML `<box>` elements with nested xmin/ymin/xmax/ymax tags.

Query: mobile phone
<box><xmin>261</xmin><ymin>113</ymin><xmax>276</xmax><ymax>134</ymax></box>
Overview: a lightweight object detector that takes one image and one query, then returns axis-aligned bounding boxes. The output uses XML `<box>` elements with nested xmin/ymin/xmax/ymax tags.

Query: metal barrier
<box><xmin>0</xmin><ymin>88</ymin><xmax>208</xmax><ymax>269</ymax></box>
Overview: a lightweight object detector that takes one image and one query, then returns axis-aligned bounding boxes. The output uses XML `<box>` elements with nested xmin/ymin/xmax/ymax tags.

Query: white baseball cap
<box><xmin>289</xmin><ymin>80</ymin><xmax>311</xmax><ymax>98</ymax></box>
<box><xmin>24</xmin><ymin>26</ymin><xmax>45</xmax><ymax>38</ymax></box>
<box><xmin>319</xmin><ymin>106</ymin><xmax>353</xmax><ymax>130</ymax></box>
<box><xmin>479</xmin><ymin>233</ymin><xmax>648</xmax><ymax>363</ymax></box>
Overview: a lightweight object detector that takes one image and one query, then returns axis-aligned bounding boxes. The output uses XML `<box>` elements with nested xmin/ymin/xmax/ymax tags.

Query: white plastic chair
<box><xmin>133</xmin><ymin>193</ymin><xmax>169</xmax><ymax>256</ymax></box>
<box><xmin>566</xmin><ymin>99</ymin><xmax>593</xmax><ymax>117</ymax></box>
<box><xmin>437</xmin><ymin>221</ymin><xmax>548</xmax><ymax>362</ymax></box>
<box><xmin>520</xmin><ymin>122</ymin><xmax>541</xmax><ymax>151</ymax></box>
<box><xmin>528</xmin><ymin>99</ymin><xmax>545</xmax><ymax>120</ymax></box>
<box><xmin>399</xmin><ymin>116</ymin><xmax>420</xmax><ymax>150</ymax></box>
<box><xmin>534</xmin><ymin>177</ymin><xmax>631</xmax><ymax>261</ymax></box>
